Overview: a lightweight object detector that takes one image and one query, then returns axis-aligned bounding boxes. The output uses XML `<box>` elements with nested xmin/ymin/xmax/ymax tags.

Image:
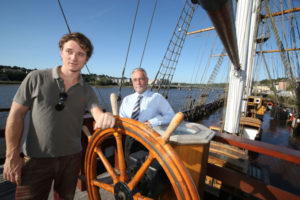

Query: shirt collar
<box><xmin>52</xmin><ymin>66</ymin><xmax>84</xmax><ymax>86</ymax></box>
<box><xmin>134</xmin><ymin>89</ymin><xmax>149</xmax><ymax>98</ymax></box>
<box><xmin>52</xmin><ymin>66</ymin><xmax>60</xmax><ymax>79</ymax></box>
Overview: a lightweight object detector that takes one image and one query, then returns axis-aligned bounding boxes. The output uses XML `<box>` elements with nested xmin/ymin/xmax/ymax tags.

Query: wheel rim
<box><xmin>85</xmin><ymin>117</ymin><xmax>199</xmax><ymax>200</ymax></box>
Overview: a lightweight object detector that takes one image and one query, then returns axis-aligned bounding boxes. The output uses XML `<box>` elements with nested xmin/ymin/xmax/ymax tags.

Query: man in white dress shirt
<box><xmin>119</xmin><ymin>68</ymin><xmax>174</xmax><ymax>198</ymax></box>
<box><xmin>119</xmin><ymin>68</ymin><xmax>175</xmax><ymax>127</ymax></box>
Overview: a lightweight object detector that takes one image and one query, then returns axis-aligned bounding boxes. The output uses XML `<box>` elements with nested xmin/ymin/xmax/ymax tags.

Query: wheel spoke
<box><xmin>92</xmin><ymin>179</ymin><xmax>114</xmax><ymax>193</ymax></box>
<box><xmin>114</xmin><ymin>131</ymin><xmax>128</xmax><ymax>182</ymax></box>
<box><xmin>94</xmin><ymin>146</ymin><xmax>119</xmax><ymax>184</ymax></box>
<box><xmin>127</xmin><ymin>152</ymin><xmax>155</xmax><ymax>190</ymax></box>
<box><xmin>133</xmin><ymin>192</ymin><xmax>154</xmax><ymax>200</ymax></box>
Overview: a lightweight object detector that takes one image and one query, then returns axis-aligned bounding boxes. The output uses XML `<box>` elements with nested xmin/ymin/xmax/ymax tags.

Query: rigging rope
<box><xmin>288</xmin><ymin>0</ymin><xmax>300</xmax><ymax>78</ymax></box>
<box><xmin>264</xmin><ymin>0</ymin><xmax>296</xmax><ymax>92</ymax></box>
<box><xmin>117</xmin><ymin>0</ymin><xmax>140</xmax><ymax>102</ymax></box>
<box><xmin>258</xmin><ymin>42</ymin><xmax>279</xmax><ymax>103</ymax></box>
<box><xmin>193</xmin><ymin>33</ymin><xmax>212</xmax><ymax>84</ymax></box>
<box><xmin>57</xmin><ymin>0</ymin><xmax>71</xmax><ymax>33</ymax></box>
<box><xmin>57</xmin><ymin>0</ymin><xmax>108</xmax><ymax>110</ymax></box>
<box><xmin>150</xmin><ymin>0</ymin><xmax>196</xmax><ymax>98</ymax></box>
<box><xmin>138</xmin><ymin>0</ymin><xmax>158</xmax><ymax>68</ymax></box>
<box><xmin>196</xmin><ymin>48</ymin><xmax>225</xmax><ymax>107</ymax></box>
<box><xmin>194</xmin><ymin>36</ymin><xmax>217</xmax><ymax>106</ymax></box>
<box><xmin>182</xmin><ymin>32</ymin><xmax>211</xmax><ymax>111</ymax></box>
<box><xmin>280</xmin><ymin>0</ymin><xmax>290</xmax><ymax>49</ymax></box>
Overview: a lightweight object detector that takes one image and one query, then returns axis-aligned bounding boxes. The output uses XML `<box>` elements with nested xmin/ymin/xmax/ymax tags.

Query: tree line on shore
<box><xmin>3</xmin><ymin>64</ymin><xmax>286</xmax><ymax>88</ymax></box>
<box><xmin>0</xmin><ymin>65</ymin><xmax>124</xmax><ymax>86</ymax></box>
<box><xmin>0</xmin><ymin>65</ymin><xmax>225</xmax><ymax>87</ymax></box>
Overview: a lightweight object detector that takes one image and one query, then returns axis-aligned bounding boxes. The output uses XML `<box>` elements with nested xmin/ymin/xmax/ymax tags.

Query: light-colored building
<box><xmin>278</xmin><ymin>81</ymin><xmax>289</xmax><ymax>91</ymax></box>
<box><xmin>111</xmin><ymin>77</ymin><xmax>131</xmax><ymax>85</ymax></box>
<box><xmin>252</xmin><ymin>85</ymin><xmax>271</xmax><ymax>93</ymax></box>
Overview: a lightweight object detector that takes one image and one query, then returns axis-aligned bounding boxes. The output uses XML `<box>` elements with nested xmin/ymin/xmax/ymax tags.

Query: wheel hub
<box><xmin>114</xmin><ymin>182</ymin><xmax>133</xmax><ymax>200</ymax></box>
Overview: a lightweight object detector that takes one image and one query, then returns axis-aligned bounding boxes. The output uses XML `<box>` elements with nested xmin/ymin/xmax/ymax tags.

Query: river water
<box><xmin>0</xmin><ymin>85</ymin><xmax>210</xmax><ymax>112</ymax></box>
<box><xmin>0</xmin><ymin>85</ymin><xmax>221</xmax><ymax>127</ymax></box>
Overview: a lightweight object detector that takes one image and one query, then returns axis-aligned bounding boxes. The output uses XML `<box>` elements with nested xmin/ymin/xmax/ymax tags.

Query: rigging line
<box><xmin>278</xmin><ymin>0</ymin><xmax>295</xmax><ymax>73</ymax></box>
<box><xmin>280</xmin><ymin>0</ymin><xmax>290</xmax><ymax>50</ymax></box>
<box><xmin>57</xmin><ymin>0</ymin><xmax>108</xmax><ymax>110</ymax></box>
<box><xmin>253</xmin><ymin>56</ymin><xmax>259</xmax><ymax>83</ymax></box>
<box><xmin>195</xmin><ymin>36</ymin><xmax>218</xmax><ymax>106</ymax></box>
<box><xmin>254</xmin><ymin>54</ymin><xmax>262</xmax><ymax>83</ymax></box>
<box><xmin>193</xmin><ymin>32</ymin><xmax>211</xmax><ymax>84</ymax></box>
<box><xmin>291</xmin><ymin>1</ymin><xmax>300</xmax><ymax>40</ymax></box>
<box><xmin>189</xmin><ymin>33</ymin><xmax>207</xmax><ymax>86</ymax></box>
<box><xmin>138</xmin><ymin>0</ymin><xmax>158</xmax><ymax>68</ymax></box>
<box><xmin>289</xmin><ymin>1</ymin><xmax>300</xmax><ymax>78</ymax></box>
<box><xmin>199</xmin><ymin>35</ymin><xmax>217</xmax><ymax>85</ymax></box>
<box><xmin>150</xmin><ymin>0</ymin><xmax>196</xmax><ymax>95</ymax></box>
<box><xmin>268</xmin><ymin>57</ymin><xmax>280</xmax><ymax>103</ymax></box>
<box><xmin>184</xmin><ymin>32</ymin><xmax>210</xmax><ymax>108</ymax></box>
<box><xmin>184</xmin><ymin>33</ymin><xmax>207</xmax><ymax>107</ymax></box>
<box><xmin>264</xmin><ymin>0</ymin><xmax>296</xmax><ymax>87</ymax></box>
<box><xmin>273</xmin><ymin>55</ymin><xmax>280</xmax><ymax>79</ymax></box>
<box><xmin>57</xmin><ymin>0</ymin><xmax>71</xmax><ymax>33</ymax></box>
<box><xmin>289</xmin><ymin>15</ymin><xmax>298</xmax><ymax>75</ymax></box>
<box><xmin>118</xmin><ymin>0</ymin><xmax>140</xmax><ymax>102</ymax></box>
<box><xmin>259</xmin><ymin>43</ymin><xmax>279</xmax><ymax>103</ymax></box>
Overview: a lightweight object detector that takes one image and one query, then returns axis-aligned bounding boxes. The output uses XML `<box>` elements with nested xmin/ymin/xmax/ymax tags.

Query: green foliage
<box><xmin>0</xmin><ymin>65</ymin><xmax>32</xmax><ymax>81</ymax></box>
<box><xmin>260</xmin><ymin>79</ymin><xmax>271</xmax><ymax>85</ymax></box>
<box><xmin>286</xmin><ymin>84</ymin><xmax>295</xmax><ymax>91</ymax></box>
<box><xmin>123</xmin><ymin>82</ymin><xmax>132</xmax><ymax>86</ymax></box>
<box><xmin>94</xmin><ymin>77</ymin><xmax>117</xmax><ymax>86</ymax></box>
<box><xmin>0</xmin><ymin>65</ymin><xmax>118</xmax><ymax>86</ymax></box>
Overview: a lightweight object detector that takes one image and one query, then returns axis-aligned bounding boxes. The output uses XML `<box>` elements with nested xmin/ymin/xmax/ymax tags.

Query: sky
<box><xmin>0</xmin><ymin>0</ymin><xmax>299</xmax><ymax>83</ymax></box>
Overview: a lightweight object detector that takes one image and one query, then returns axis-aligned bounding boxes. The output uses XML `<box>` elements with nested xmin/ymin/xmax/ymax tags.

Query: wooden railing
<box><xmin>209</xmin><ymin>132</ymin><xmax>300</xmax><ymax>200</ymax></box>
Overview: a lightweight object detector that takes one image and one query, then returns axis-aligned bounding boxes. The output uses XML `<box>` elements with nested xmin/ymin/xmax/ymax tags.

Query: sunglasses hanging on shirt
<box><xmin>55</xmin><ymin>92</ymin><xmax>68</xmax><ymax>111</ymax></box>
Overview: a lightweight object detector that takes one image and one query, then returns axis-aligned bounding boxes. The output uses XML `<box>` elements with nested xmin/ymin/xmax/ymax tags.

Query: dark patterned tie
<box><xmin>131</xmin><ymin>95</ymin><xmax>143</xmax><ymax>120</ymax></box>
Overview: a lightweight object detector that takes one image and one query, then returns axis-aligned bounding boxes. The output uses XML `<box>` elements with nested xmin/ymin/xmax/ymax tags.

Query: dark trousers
<box><xmin>15</xmin><ymin>153</ymin><xmax>81</xmax><ymax>200</ymax></box>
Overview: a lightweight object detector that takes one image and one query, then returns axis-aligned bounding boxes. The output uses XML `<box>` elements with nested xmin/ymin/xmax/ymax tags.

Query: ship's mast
<box><xmin>242</xmin><ymin>0</ymin><xmax>262</xmax><ymax>114</ymax></box>
<box><xmin>191</xmin><ymin>0</ymin><xmax>248</xmax><ymax>134</ymax></box>
<box><xmin>222</xmin><ymin>0</ymin><xmax>260</xmax><ymax>134</ymax></box>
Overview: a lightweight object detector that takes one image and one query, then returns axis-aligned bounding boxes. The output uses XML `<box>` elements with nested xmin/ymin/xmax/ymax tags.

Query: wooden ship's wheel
<box><xmin>84</xmin><ymin>113</ymin><xmax>200</xmax><ymax>200</ymax></box>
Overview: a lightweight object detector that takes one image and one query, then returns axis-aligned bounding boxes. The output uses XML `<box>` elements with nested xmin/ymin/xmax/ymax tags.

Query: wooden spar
<box><xmin>211</xmin><ymin>48</ymin><xmax>300</xmax><ymax>57</ymax></box>
<box><xmin>210</xmin><ymin>53</ymin><xmax>228</xmax><ymax>57</ymax></box>
<box><xmin>187</xmin><ymin>7</ymin><xmax>300</xmax><ymax>36</ymax></box>
<box><xmin>261</xmin><ymin>6</ymin><xmax>300</xmax><ymax>19</ymax></box>
<box><xmin>259</xmin><ymin>48</ymin><xmax>300</xmax><ymax>53</ymax></box>
<box><xmin>192</xmin><ymin>0</ymin><xmax>240</xmax><ymax>71</ymax></box>
<box><xmin>186</xmin><ymin>26</ymin><xmax>215</xmax><ymax>35</ymax></box>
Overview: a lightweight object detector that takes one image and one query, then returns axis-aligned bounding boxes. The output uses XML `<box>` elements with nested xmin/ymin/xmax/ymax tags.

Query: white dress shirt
<box><xmin>119</xmin><ymin>90</ymin><xmax>175</xmax><ymax>127</ymax></box>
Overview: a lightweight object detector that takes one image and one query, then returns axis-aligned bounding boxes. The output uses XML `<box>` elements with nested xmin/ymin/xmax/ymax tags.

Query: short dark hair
<box><xmin>59</xmin><ymin>32</ymin><xmax>93</xmax><ymax>59</ymax></box>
